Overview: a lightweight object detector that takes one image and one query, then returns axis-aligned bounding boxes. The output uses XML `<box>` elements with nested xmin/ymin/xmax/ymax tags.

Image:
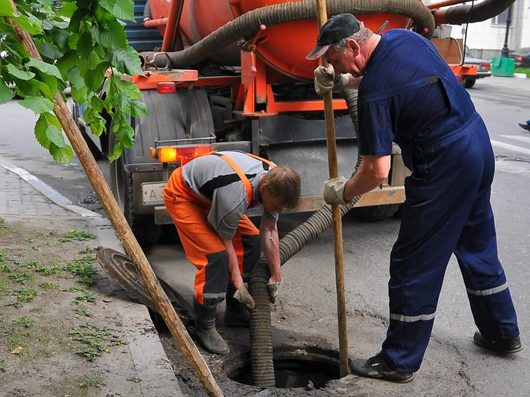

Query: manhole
<box><xmin>225</xmin><ymin>347</ymin><xmax>351</xmax><ymax>389</ymax></box>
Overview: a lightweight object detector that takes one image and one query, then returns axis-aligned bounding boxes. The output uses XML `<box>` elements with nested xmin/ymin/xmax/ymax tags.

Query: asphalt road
<box><xmin>0</xmin><ymin>75</ymin><xmax>529</xmax><ymax>395</ymax></box>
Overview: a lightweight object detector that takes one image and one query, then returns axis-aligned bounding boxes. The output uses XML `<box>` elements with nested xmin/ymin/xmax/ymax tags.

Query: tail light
<box><xmin>149</xmin><ymin>144</ymin><xmax>212</xmax><ymax>164</ymax></box>
<box><xmin>157</xmin><ymin>82</ymin><xmax>177</xmax><ymax>94</ymax></box>
<box><xmin>481</xmin><ymin>63</ymin><xmax>491</xmax><ymax>71</ymax></box>
<box><xmin>517</xmin><ymin>56</ymin><xmax>523</xmax><ymax>62</ymax></box>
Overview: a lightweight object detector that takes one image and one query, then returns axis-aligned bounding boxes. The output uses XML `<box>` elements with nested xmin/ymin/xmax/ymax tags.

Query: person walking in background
<box><xmin>308</xmin><ymin>13</ymin><xmax>521</xmax><ymax>383</ymax></box>
<box><xmin>163</xmin><ymin>151</ymin><xmax>300</xmax><ymax>355</ymax></box>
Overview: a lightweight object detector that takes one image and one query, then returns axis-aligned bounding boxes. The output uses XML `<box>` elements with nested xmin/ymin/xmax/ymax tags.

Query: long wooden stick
<box><xmin>7</xmin><ymin>2</ymin><xmax>223</xmax><ymax>396</ymax></box>
<box><xmin>314</xmin><ymin>0</ymin><xmax>349</xmax><ymax>378</ymax></box>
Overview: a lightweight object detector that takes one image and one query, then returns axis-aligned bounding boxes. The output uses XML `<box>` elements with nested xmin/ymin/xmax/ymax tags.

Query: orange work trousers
<box><xmin>163</xmin><ymin>168</ymin><xmax>260</xmax><ymax>307</ymax></box>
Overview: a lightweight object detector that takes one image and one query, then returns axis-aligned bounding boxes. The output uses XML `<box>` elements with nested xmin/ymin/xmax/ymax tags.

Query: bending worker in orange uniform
<box><xmin>163</xmin><ymin>151</ymin><xmax>301</xmax><ymax>354</ymax></box>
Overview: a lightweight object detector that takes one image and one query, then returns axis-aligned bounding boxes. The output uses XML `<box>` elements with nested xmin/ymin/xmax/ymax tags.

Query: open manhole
<box><xmin>224</xmin><ymin>347</ymin><xmax>351</xmax><ymax>389</ymax></box>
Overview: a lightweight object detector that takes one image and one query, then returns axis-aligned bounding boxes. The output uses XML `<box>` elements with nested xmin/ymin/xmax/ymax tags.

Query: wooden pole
<box><xmin>7</xmin><ymin>2</ymin><xmax>224</xmax><ymax>396</ymax></box>
<box><xmin>314</xmin><ymin>0</ymin><xmax>349</xmax><ymax>378</ymax></box>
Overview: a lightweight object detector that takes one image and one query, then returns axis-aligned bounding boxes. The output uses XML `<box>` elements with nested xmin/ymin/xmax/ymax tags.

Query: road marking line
<box><xmin>490</xmin><ymin>140</ymin><xmax>530</xmax><ymax>156</ymax></box>
<box><xmin>0</xmin><ymin>156</ymin><xmax>100</xmax><ymax>218</ymax></box>
<box><xmin>501</xmin><ymin>135</ymin><xmax>530</xmax><ymax>144</ymax></box>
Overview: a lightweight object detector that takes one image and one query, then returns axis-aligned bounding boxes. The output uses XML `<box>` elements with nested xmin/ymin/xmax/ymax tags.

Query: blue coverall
<box><xmin>357</xmin><ymin>29</ymin><xmax>519</xmax><ymax>373</ymax></box>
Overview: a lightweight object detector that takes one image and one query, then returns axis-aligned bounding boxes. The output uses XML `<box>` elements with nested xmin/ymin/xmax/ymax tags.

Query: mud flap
<box><xmin>96</xmin><ymin>247</ymin><xmax>195</xmax><ymax>325</ymax></box>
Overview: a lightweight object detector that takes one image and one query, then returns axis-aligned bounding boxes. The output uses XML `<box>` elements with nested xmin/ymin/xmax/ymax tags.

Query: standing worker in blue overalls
<box><xmin>307</xmin><ymin>13</ymin><xmax>522</xmax><ymax>383</ymax></box>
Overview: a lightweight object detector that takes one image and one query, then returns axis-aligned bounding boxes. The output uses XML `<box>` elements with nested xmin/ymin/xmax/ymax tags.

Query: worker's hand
<box><xmin>267</xmin><ymin>281</ymin><xmax>281</xmax><ymax>304</ymax></box>
<box><xmin>233</xmin><ymin>283</ymin><xmax>255</xmax><ymax>310</ymax></box>
<box><xmin>314</xmin><ymin>65</ymin><xmax>335</xmax><ymax>96</ymax></box>
<box><xmin>323</xmin><ymin>176</ymin><xmax>349</xmax><ymax>205</ymax></box>
<box><xmin>314</xmin><ymin>65</ymin><xmax>350</xmax><ymax>96</ymax></box>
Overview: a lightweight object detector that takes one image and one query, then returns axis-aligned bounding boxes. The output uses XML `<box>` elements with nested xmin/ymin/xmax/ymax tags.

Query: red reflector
<box><xmin>157</xmin><ymin>82</ymin><xmax>177</xmax><ymax>94</ymax></box>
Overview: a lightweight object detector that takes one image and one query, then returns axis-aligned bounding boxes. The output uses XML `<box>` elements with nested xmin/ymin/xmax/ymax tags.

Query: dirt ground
<box><xmin>0</xmin><ymin>215</ymin><xmax>133</xmax><ymax>397</ymax></box>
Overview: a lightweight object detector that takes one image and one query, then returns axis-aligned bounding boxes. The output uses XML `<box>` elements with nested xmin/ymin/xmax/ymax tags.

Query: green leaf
<box><xmin>108</xmin><ymin>139</ymin><xmax>123</xmax><ymax>161</ymax></box>
<box><xmin>50</xmin><ymin>143</ymin><xmax>73</xmax><ymax>164</ymax></box>
<box><xmin>19</xmin><ymin>96</ymin><xmax>54</xmax><ymax>114</ymax></box>
<box><xmin>93</xmin><ymin>15</ymin><xmax>126</xmax><ymax>49</ymax></box>
<box><xmin>26</xmin><ymin>59</ymin><xmax>62</xmax><ymax>80</ymax></box>
<box><xmin>0</xmin><ymin>80</ymin><xmax>13</xmax><ymax>104</ymax></box>
<box><xmin>37</xmin><ymin>41</ymin><xmax>64</xmax><ymax>60</ymax></box>
<box><xmin>6</xmin><ymin>64</ymin><xmax>35</xmax><ymax>81</ymax></box>
<box><xmin>56</xmin><ymin>51</ymin><xmax>79</xmax><ymax>78</ymax></box>
<box><xmin>99</xmin><ymin>0</ymin><xmax>134</xmax><ymax>21</ymax></box>
<box><xmin>13</xmin><ymin>14</ymin><xmax>43</xmax><ymax>35</ymax></box>
<box><xmin>46</xmin><ymin>123</ymin><xmax>67</xmax><ymax>148</ymax></box>
<box><xmin>0</xmin><ymin>2</ymin><xmax>14</xmax><ymax>17</ymax></box>
<box><xmin>35</xmin><ymin>113</ymin><xmax>52</xmax><ymax>148</ymax></box>
<box><xmin>56</xmin><ymin>3</ymin><xmax>76</xmax><ymax>18</ymax></box>
<box><xmin>84</xmin><ymin>62</ymin><xmax>108</xmax><ymax>91</ymax></box>
<box><xmin>77</xmin><ymin>32</ymin><xmax>93</xmax><ymax>59</ymax></box>
<box><xmin>107</xmin><ymin>48</ymin><xmax>142</xmax><ymax>75</ymax></box>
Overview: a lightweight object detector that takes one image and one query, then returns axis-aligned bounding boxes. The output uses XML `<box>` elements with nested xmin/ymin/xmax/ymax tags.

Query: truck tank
<box><xmin>148</xmin><ymin>0</ymin><xmax>413</xmax><ymax>79</ymax></box>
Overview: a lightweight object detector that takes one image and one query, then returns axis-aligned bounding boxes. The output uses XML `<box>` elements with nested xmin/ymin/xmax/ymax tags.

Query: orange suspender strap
<box><xmin>243</xmin><ymin>152</ymin><xmax>275</xmax><ymax>170</ymax></box>
<box><xmin>217</xmin><ymin>154</ymin><xmax>254</xmax><ymax>207</ymax></box>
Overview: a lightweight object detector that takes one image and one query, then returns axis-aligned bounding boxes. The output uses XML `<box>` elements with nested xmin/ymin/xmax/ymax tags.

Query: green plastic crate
<box><xmin>491</xmin><ymin>57</ymin><xmax>515</xmax><ymax>77</ymax></box>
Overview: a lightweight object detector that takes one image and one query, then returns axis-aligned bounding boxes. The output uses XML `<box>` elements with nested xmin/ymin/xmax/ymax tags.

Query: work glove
<box><xmin>323</xmin><ymin>176</ymin><xmax>349</xmax><ymax>205</ymax></box>
<box><xmin>233</xmin><ymin>283</ymin><xmax>255</xmax><ymax>310</ymax></box>
<box><xmin>267</xmin><ymin>281</ymin><xmax>281</xmax><ymax>304</ymax></box>
<box><xmin>314</xmin><ymin>65</ymin><xmax>349</xmax><ymax>96</ymax></box>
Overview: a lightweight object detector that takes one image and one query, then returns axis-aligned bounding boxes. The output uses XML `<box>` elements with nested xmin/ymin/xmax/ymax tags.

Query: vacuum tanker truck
<box><xmin>76</xmin><ymin>0</ymin><xmax>515</xmax><ymax>246</ymax></box>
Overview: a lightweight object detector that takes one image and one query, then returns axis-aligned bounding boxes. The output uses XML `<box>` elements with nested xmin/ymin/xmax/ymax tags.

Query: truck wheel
<box><xmin>351</xmin><ymin>204</ymin><xmax>400</xmax><ymax>222</ymax></box>
<box><xmin>464</xmin><ymin>78</ymin><xmax>476</xmax><ymax>89</ymax></box>
<box><xmin>109</xmin><ymin>133</ymin><xmax>161</xmax><ymax>247</ymax></box>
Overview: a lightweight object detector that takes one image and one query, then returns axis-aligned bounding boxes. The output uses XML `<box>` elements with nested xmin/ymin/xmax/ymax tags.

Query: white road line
<box><xmin>501</xmin><ymin>135</ymin><xmax>530</xmax><ymax>145</ymax></box>
<box><xmin>490</xmin><ymin>140</ymin><xmax>530</xmax><ymax>156</ymax></box>
<box><xmin>0</xmin><ymin>156</ymin><xmax>100</xmax><ymax>218</ymax></box>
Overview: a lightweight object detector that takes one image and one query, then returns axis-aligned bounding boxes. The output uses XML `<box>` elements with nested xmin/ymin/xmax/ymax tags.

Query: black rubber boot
<box><xmin>193</xmin><ymin>300</ymin><xmax>230</xmax><ymax>355</ymax></box>
<box><xmin>351</xmin><ymin>354</ymin><xmax>413</xmax><ymax>383</ymax></box>
<box><xmin>473</xmin><ymin>331</ymin><xmax>522</xmax><ymax>354</ymax></box>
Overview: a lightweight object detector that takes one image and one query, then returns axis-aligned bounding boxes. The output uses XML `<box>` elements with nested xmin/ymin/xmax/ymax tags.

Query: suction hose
<box><xmin>433</xmin><ymin>0</ymin><xmax>515</xmax><ymax>26</ymax></box>
<box><xmin>249</xmin><ymin>89</ymin><xmax>363</xmax><ymax>387</ymax></box>
<box><xmin>140</xmin><ymin>0</ymin><xmax>434</xmax><ymax>68</ymax></box>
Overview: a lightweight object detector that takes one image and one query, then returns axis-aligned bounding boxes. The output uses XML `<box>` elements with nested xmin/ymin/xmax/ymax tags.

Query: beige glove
<box><xmin>323</xmin><ymin>176</ymin><xmax>349</xmax><ymax>205</ymax></box>
<box><xmin>267</xmin><ymin>281</ymin><xmax>281</xmax><ymax>304</ymax></box>
<box><xmin>314</xmin><ymin>65</ymin><xmax>349</xmax><ymax>96</ymax></box>
<box><xmin>233</xmin><ymin>283</ymin><xmax>255</xmax><ymax>310</ymax></box>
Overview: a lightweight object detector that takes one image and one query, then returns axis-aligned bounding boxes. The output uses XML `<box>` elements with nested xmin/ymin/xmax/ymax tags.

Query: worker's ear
<box><xmin>347</xmin><ymin>38</ymin><xmax>360</xmax><ymax>56</ymax></box>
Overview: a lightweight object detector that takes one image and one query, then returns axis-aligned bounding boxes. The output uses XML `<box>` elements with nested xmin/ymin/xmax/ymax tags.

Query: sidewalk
<box><xmin>0</xmin><ymin>158</ymin><xmax>182</xmax><ymax>397</ymax></box>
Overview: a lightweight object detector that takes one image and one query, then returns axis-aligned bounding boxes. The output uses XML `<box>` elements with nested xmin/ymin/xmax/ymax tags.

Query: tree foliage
<box><xmin>0</xmin><ymin>0</ymin><xmax>147</xmax><ymax>162</ymax></box>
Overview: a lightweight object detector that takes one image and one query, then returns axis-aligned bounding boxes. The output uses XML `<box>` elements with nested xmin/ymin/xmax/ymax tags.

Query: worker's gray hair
<box><xmin>261</xmin><ymin>166</ymin><xmax>301</xmax><ymax>209</ymax></box>
<box><xmin>332</xmin><ymin>27</ymin><xmax>372</xmax><ymax>51</ymax></box>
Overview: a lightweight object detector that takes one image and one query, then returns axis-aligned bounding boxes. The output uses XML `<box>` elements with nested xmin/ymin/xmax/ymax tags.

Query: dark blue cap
<box><xmin>306</xmin><ymin>13</ymin><xmax>361</xmax><ymax>60</ymax></box>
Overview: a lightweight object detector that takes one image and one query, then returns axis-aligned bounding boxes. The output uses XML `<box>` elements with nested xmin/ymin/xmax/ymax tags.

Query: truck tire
<box><xmin>464</xmin><ymin>78</ymin><xmax>476</xmax><ymax>88</ymax></box>
<box><xmin>351</xmin><ymin>204</ymin><xmax>401</xmax><ymax>222</ymax></box>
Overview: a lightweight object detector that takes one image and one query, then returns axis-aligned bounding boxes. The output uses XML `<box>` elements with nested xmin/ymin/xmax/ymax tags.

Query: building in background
<box><xmin>446</xmin><ymin>0</ymin><xmax>530</xmax><ymax>59</ymax></box>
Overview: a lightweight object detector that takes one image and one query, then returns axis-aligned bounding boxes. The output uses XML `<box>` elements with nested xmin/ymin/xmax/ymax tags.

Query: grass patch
<box><xmin>69</xmin><ymin>323</ymin><xmax>124</xmax><ymax>361</ymax></box>
<box><xmin>0</xmin><ymin>217</ymin><xmax>8</xmax><ymax>231</ymax></box>
<box><xmin>10</xmin><ymin>272</ymin><xmax>34</xmax><ymax>284</ymax></box>
<box><xmin>0</xmin><ymin>357</ymin><xmax>6</xmax><ymax>372</ymax></box>
<box><xmin>40</xmin><ymin>282</ymin><xmax>59</xmax><ymax>289</ymax></box>
<box><xmin>60</xmin><ymin>230</ymin><xmax>96</xmax><ymax>242</ymax></box>
<box><xmin>1</xmin><ymin>264</ymin><xmax>12</xmax><ymax>273</ymax></box>
<box><xmin>64</xmin><ymin>256</ymin><xmax>97</xmax><ymax>286</ymax></box>
<box><xmin>73</xmin><ymin>301</ymin><xmax>93</xmax><ymax>318</ymax></box>
<box><xmin>79</xmin><ymin>247</ymin><xmax>97</xmax><ymax>255</ymax></box>
<box><xmin>74</xmin><ymin>292</ymin><xmax>96</xmax><ymax>303</ymax></box>
<box><xmin>6</xmin><ymin>288</ymin><xmax>38</xmax><ymax>308</ymax></box>
<box><xmin>515</xmin><ymin>67</ymin><xmax>530</xmax><ymax>77</ymax></box>
<box><xmin>13</xmin><ymin>316</ymin><xmax>37</xmax><ymax>329</ymax></box>
<box><xmin>80</xmin><ymin>375</ymin><xmax>103</xmax><ymax>391</ymax></box>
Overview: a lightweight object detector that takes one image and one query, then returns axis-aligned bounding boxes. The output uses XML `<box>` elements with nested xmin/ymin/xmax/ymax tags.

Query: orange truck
<box><xmin>76</xmin><ymin>0</ymin><xmax>513</xmax><ymax>245</ymax></box>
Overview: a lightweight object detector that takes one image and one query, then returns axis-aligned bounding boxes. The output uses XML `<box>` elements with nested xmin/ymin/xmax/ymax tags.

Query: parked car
<box><xmin>510</xmin><ymin>50</ymin><xmax>530</xmax><ymax>68</ymax></box>
<box><xmin>462</xmin><ymin>46</ymin><xmax>491</xmax><ymax>88</ymax></box>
